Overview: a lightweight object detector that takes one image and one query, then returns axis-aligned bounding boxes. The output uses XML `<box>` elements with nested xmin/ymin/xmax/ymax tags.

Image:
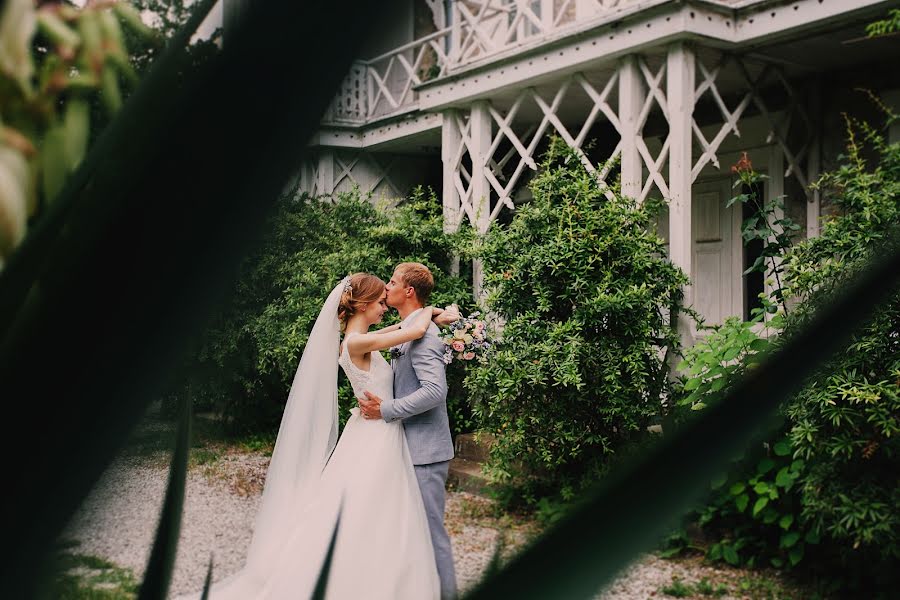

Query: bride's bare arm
<box><xmin>348</xmin><ymin>307</ymin><xmax>436</xmax><ymax>354</ymax></box>
<box><xmin>372</xmin><ymin>307</ymin><xmax>455</xmax><ymax>335</ymax></box>
<box><xmin>372</xmin><ymin>323</ymin><xmax>403</xmax><ymax>334</ymax></box>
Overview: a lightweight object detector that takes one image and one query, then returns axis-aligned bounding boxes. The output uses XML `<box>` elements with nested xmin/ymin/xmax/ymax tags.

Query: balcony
<box><xmin>320</xmin><ymin>0</ymin><xmax>894</xmax><ymax>129</ymax></box>
<box><xmin>322</xmin><ymin>0</ymin><xmax>654</xmax><ymax>124</ymax></box>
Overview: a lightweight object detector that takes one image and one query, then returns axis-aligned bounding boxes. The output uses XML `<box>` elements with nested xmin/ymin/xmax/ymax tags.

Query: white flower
<box><xmin>0</xmin><ymin>0</ymin><xmax>37</xmax><ymax>94</ymax></box>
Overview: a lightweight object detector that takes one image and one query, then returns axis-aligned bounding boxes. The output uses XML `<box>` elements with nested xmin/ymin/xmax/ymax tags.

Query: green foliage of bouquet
<box><xmin>465</xmin><ymin>138</ymin><xmax>689</xmax><ymax>503</ymax></box>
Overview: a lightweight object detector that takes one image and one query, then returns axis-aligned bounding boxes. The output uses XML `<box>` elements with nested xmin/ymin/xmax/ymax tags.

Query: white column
<box><xmin>767</xmin><ymin>144</ymin><xmax>785</xmax><ymax>307</ymax></box>
<box><xmin>442</xmin><ymin>110</ymin><xmax>462</xmax><ymax>275</ymax></box>
<box><xmin>470</xmin><ymin>100</ymin><xmax>492</xmax><ymax>298</ymax></box>
<box><xmin>294</xmin><ymin>161</ymin><xmax>306</xmax><ymax>197</ymax></box>
<box><xmin>667</xmin><ymin>42</ymin><xmax>696</xmax><ymax>345</ymax></box>
<box><xmin>318</xmin><ymin>149</ymin><xmax>334</xmax><ymax>197</ymax></box>
<box><xmin>806</xmin><ymin>81</ymin><xmax>822</xmax><ymax>239</ymax></box>
<box><xmin>618</xmin><ymin>55</ymin><xmax>645</xmax><ymax>200</ymax></box>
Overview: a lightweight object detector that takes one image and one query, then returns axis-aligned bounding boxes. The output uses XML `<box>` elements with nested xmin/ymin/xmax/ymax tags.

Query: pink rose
<box><xmin>452</xmin><ymin>340</ymin><xmax>466</xmax><ymax>352</ymax></box>
<box><xmin>463</xmin><ymin>351</ymin><xmax>476</xmax><ymax>360</ymax></box>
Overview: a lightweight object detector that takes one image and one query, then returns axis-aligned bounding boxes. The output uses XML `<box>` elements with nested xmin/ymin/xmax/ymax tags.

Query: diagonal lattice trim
<box><xmin>691</xmin><ymin>55</ymin><xmax>755</xmax><ymax>181</ymax></box>
<box><xmin>737</xmin><ymin>60</ymin><xmax>813</xmax><ymax>195</ymax></box>
<box><xmin>632</xmin><ymin>57</ymin><xmax>670</xmax><ymax>203</ymax></box>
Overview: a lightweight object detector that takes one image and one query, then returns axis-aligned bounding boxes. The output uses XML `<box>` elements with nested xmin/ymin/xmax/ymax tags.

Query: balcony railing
<box><xmin>322</xmin><ymin>0</ymin><xmax>643</xmax><ymax>124</ymax></box>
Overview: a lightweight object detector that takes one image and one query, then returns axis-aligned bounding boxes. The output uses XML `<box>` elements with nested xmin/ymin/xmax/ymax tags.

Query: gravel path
<box><xmin>63</xmin><ymin>450</ymin><xmax>528</xmax><ymax>597</ymax></box>
<box><xmin>62</xmin><ymin>421</ymin><xmax>800</xmax><ymax>599</ymax></box>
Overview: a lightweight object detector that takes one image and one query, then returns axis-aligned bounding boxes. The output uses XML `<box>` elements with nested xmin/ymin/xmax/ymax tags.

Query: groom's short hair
<box><xmin>396</xmin><ymin>262</ymin><xmax>434</xmax><ymax>304</ymax></box>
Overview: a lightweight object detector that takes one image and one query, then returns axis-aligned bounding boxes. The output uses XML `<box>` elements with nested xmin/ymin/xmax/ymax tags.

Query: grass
<box><xmin>52</xmin><ymin>552</ymin><xmax>139</xmax><ymax>600</ymax></box>
<box><xmin>118</xmin><ymin>401</ymin><xmax>277</xmax><ymax>468</ymax></box>
<box><xmin>658</xmin><ymin>565</ymin><xmax>806</xmax><ymax>599</ymax></box>
<box><xmin>661</xmin><ymin>576</ymin><xmax>695</xmax><ymax>597</ymax></box>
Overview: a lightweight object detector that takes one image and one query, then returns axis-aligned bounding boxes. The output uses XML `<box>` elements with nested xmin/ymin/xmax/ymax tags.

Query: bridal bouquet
<box><xmin>440</xmin><ymin>312</ymin><xmax>492</xmax><ymax>364</ymax></box>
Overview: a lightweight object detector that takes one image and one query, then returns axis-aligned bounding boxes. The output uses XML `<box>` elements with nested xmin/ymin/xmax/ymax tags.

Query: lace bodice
<box><xmin>338</xmin><ymin>333</ymin><xmax>394</xmax><ymax>402</ymax></box>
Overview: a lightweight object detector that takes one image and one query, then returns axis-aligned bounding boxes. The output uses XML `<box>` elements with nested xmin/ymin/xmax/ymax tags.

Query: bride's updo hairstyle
<box><xmin>338</xmin><ymin>272</ymin><xmax>385</xmax><ymax>331</ymax></box>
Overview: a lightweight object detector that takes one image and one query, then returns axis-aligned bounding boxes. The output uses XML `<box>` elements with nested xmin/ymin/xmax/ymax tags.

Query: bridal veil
<box><xmin>179</xmin><ymin>280</ymin><xmax>344</xmax><ymax>599</ymax></box>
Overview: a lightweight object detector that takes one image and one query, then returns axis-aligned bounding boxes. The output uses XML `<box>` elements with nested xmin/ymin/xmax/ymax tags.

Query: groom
<box><xmin>358</xmin><ymin>262</ymin><xmax>458</xmax><ymax>600</ymax></box>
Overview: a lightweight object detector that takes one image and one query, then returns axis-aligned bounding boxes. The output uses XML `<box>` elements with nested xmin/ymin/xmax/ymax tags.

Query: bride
<box><xmin>181</xmin><ymin>273</ymin><xmax>456</xmax><ymax>599</ymax></box>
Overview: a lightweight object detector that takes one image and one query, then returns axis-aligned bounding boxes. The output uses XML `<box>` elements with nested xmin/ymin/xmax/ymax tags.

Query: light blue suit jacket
<box><xmin>381</xmin><ymin>314</ymin><xmax>454</xmax><ymax>465</ymax></box>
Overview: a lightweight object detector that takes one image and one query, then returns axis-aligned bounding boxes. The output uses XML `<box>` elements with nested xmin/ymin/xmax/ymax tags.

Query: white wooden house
<box><xmin>234</xmin><ymin>0</ymin><xmax>900</xmax><ymax>340</ymax></box>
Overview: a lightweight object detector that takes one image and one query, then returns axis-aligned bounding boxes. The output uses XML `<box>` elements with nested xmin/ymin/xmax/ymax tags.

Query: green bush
<box><xmin>167</xmin><ymin>187</ymin><xmax>476</xmax><ymax>434</ymax></box>
<box><xmin>466</xmin><ymin>140</ymin><xmax>689</xmax><ymax>503</ymax></box>
<box><xmin>782</xmin><ymin>114</ymin><xmax>900</xmax><ymax>588</ymax></box>
<box><xmin>677</xmin><ymin>112</ymin><xmax>899</xmax><ymax>593</ymax></box>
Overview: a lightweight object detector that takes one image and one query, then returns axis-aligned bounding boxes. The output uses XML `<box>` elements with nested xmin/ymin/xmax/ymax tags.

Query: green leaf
<box><xmin>779</xmin><ymin>514</ymin><xmax>794</xmax><ymax>530</ymax></box>
<box><xmin>41</xmin><ymin>125</ymin><xmax>69</xmax><ymax>204</ymax></box>
<box><xmin>723</xmin><ymin>545</ymin><xmax>740</xmax><ymax>566</ymax></box>
<box><xmin>756</xmin><ymin>458</ymin><xmax>775</xmax><ymax>475</ymax></box>
<box><xmin>137</xmin><ymin>396</ymin><xmax>191</xmax><ymax>600</ymax></box>
<box><xmin>658</xmin><ymin>547</ymin><xmax>682</xmax><ymax>559</ymax></box>
<box><xmin>684</xmin><ymin>377</ymin><xmax>701</xmax><ymax>391</ymax></box>
<box><xmin>735</xmin><ymin>494</ymin><xmax>749</xmax><ymax>512</ymax></box>
<box><xmin>729</xmin><ymin>482</ymin><xmax>746</xmax><ymax>496</ymax></box>
<box><xmin>199</xmin><ymin>556</ymin><xmax>213</xmax><ymax>600</ymax></box>
<box><xmin>788</xmin><ymin>545</ymin><xmax>805</xmax><ymax>566</ymax></box>
<box><xmin>752</xmin><ymin>497</ymin><xmax>769</xmax><ymax>516</ymax></box>
<box><xmin>775</xmin><ymin>467</ymin><xmax>794</xmax><ymax>488</ymax></box>
<box><xmin>749</xmin><ymin>338</ymin><xmax>769</xmax><ymax>352</ymax></box>
<box><xmin>780</xmin><ymin>532</ymin><xmax>801</xmax><ymax>548</ymax></box>
<box><xmin>62</xmin><ymin>100</ymin><xmax>91</xmax><ymax>171</ymax></box>
<box><xmin>805</xmin><ymin>530</ymin><xmax>821</xmax><ymax>544</ymax></box>
<box><xmin>710</xmin><ymin>473</ymin><xmax>727</xmax><ymax>489</ymax></box>
<box><xmin>770</xmin><ymin>557</ymin><xmax>784</xmax><ymax>568</ymax></box>
<box><xmin>311</xmin><ymin>512</ymin><xmax>341</xmax><ymax>600</ymax></box>
<box><xmin>773</xmin><ymin>440</ymin><xmax>791</xmax><ymax>456</ymax></box>
<box><xmin>722</xmin><ymin>346</ymin><xmax>741</xmax><ymax>361</ymax></box>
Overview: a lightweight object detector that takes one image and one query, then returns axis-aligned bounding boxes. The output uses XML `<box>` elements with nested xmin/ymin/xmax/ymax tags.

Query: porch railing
<box><xmin>322</xmin><ymin>0</ymin><xmax>643</xmax><ymax>124</ymax></box>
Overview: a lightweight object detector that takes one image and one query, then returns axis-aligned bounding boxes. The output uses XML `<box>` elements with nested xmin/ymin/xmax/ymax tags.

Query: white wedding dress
<box><xmin>257</xmin><ymin>336</ymin><xmax>439</xmax><ymax>598</ymax></box>
<box><xmin>178</xmin><ymin>281</ymin><xmax>439</xmax><ymax>600</ymax></box>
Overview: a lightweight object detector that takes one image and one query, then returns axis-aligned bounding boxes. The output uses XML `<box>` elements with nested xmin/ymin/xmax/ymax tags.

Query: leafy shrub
<box><xmin>167</xmin><ymin>187</ymin><xmax>476</xmax><ymax>434</ymax></box>
<box><xmin>667</xmin><ymin>154</ymin><xmax>816</xmax><ymax>570</ymax></box>
<box><xmin>466</xmin><ymin>140</ymin><xmax>688</xmax><ymax>503</ymax></box>
<box><xmin>781</xmin><ymin>114</ymin><xmax>900</xmax><ymax>588</ymax></box>
<box><xmin>678</xmin><ymin>111</ymin><xmax>899</xmax><ymax>593</ymax></box>
<box><xmin>698</xmin><ymin>438</ymin><xmax>815</xmax><ymax>570</ymax></box>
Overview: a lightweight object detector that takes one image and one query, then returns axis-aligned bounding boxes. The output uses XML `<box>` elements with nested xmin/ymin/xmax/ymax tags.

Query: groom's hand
<box><xmin>358</xmin><ymin>391</ymin><xmax>382</xmax><ymax>420</ymax></box>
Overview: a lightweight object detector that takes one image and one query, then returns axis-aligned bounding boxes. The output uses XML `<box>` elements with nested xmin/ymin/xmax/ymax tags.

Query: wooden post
<box><xmin>667</xmin><ymin>42</ymin><xmax>696</xmax><ymax>346</ymax></box>
<box><xmin>442</xmin><ymin>110</ymin><xmax>462</xmax><ymax>275</ymax></box>
<box><xmin>807</xmin><ymin>80</ymin><xmax>822</xmax><ymax>239</ymax></box>
<box><xmin>470</xmin><ymin>100</ymin><xmax>492</xmax><ymax>299</ymax></box>
<box><xmin>767</xmin><ymin>143</ymin><xmax>786</xmax><ymax>309</ymax></box>
<box><xmin>619</xmin><ymin>55</ymin><xmax>645</xmax><ymax>201</ymax></box>
<box><xmin>318</xmin><ymin>149</ymin><xmax>334</xmax><ymax>198</ymax></box>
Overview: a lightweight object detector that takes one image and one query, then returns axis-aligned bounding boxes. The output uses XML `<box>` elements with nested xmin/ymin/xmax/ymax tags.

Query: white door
<box><xmin>692</xmin><ymin>178</ymin><xmax>742</xmax><ymax>327</ymax></box>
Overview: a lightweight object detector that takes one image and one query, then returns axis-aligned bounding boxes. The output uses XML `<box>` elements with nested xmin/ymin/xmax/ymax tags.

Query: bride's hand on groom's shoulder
<box><xmin>433</xmin><ymin>304</ymin><xmax>460</xmax><ymax>327</ymax></box>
